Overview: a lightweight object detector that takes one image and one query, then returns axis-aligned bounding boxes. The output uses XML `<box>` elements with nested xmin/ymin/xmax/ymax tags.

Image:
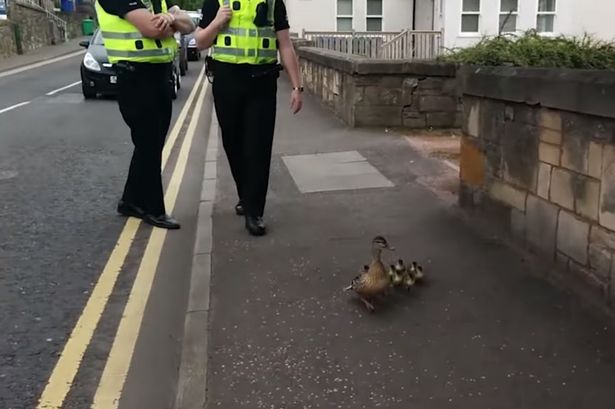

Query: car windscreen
<box><xmin>92</xmin><ymin>30</ymin><xmax>104</xmax><ymax>45</ymax></box>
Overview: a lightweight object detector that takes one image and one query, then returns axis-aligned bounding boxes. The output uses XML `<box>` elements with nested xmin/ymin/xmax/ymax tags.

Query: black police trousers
<box><xmin>212</xmin><ymin>68</ymin><xmax>278</xmax><ymax>218</ymax></box>
<box><xmin>117</xmin><ymin>62</ymin><xmax>172</xmax><ymax>217</ymax></box>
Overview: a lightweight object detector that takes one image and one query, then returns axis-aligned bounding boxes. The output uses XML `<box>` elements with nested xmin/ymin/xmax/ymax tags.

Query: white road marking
<box><xmin>0</xmin><ymin>101</ymin><xmax>31</xmax><ymax>115</ymax></box>
<box><xmin>443</xmin><ymin>159</ymin><xmax>460</xmax><ymax>173</ymax></box>
<box><xmin>0</xmin><ymin>50</ymin><xmax>85</xmax><ymax>79</ymax></box>
<box><xmin>46</xmin><ymin>81</ymin><xmax>82</xmax><ymax>96</ymax></box>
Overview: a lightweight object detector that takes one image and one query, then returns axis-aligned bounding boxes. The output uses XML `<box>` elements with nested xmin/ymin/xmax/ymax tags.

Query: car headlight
<box><xmin>83</xmin><ymin>52</ymin><xmax>101</xmax><ymax>72</ymax></box>
<box><xmin>189</xmin><ymin>38</ymin><xmax>196</xmax><ymax>46</ymax></box>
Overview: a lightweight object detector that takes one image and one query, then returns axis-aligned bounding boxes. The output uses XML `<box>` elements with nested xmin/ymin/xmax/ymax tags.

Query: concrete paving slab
<box><xmin>283</xmin><ymin>150</ymin><xmax>394</xmax><ymax>193</ymax></box>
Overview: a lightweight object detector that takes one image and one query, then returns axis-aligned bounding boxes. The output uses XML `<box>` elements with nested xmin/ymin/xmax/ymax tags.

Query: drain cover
<box><xmin>0</xmin><ymin>170</ymin><xmax>18</xmax><ymax>180</ymax></box>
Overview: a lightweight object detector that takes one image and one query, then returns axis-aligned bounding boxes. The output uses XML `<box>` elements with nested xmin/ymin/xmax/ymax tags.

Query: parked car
<box><xmin>175</xmin><ymin>31</ymin><xmax>188</xmax><ymax>76</ymax></box>
<box><xmin>80</xmin><ymin>29</ymin><xmax>182</xmax><ymax>100</ymax></box>
<box><xmin>185</xmin><ymin>11</ymin><xmax>202</xmax><ymax>61</ymax></box>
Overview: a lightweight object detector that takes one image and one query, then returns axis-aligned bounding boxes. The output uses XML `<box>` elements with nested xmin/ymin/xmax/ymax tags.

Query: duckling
<box><xmin>388</xmin><ymin>264</ymin><xmax>396</xmax><ymax>282</ymax></box>
<box><xmin>390</xmin><ymin>264</ymin><xmax>403</xmax><ymax>287</ymax></box>
<box><xmin>344</xmin><ymin>236</ymin><xmax>395</xmax><ymax>311</ymax></box>
<box><xmin>402</xmin><ymin>268</ymin><xmax>415</xmax><ymax>290</ymax></box>
<box><xmin>410</xmin><ymin>261</ymin><xmax>425</xmax><ymax>282</ymax></box>
<box><xmin>394</xmin><ymin>259</ymin><xmax>406</xmax><ymax>277</ymax></box>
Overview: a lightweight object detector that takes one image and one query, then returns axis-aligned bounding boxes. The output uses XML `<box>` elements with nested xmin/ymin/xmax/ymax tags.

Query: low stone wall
<box><xmin>0</xmin><ymin>22</ymin><xmax>18</xmax><ymax>58</ymax></box>
<box><xmin>10</xmin><ymin>2</ymin><xmax>62</xmax><ymax>52</ymax></box>
<box><xmin>295</xmin><ymin>45</ymin><xmax>460</xmax><ymax>128</ymax></box>
<box><xmin>459</xmin><ymin>65</ymin><xmax>615</xmax><ymax>310</ymax></box>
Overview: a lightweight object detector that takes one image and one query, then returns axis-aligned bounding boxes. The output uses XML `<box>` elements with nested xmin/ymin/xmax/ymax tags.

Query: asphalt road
<box><xmin>0</xmin><ymin>55</ymin><xmax>211</xmax><ymax>409</ymax></box>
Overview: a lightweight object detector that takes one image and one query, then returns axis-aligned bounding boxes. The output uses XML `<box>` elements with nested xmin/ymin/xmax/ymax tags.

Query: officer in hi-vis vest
<box><xmin>195</xmin><ymin>0</ymin><xmax>302</xmax><ymax>236</ymax></box>
<box><xmin>95</xmin><ymin>0</ymin><xmax>194</xmax><ymax>229</ymax></box>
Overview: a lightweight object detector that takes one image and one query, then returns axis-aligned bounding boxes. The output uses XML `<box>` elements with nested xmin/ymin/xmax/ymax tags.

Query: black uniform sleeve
<box><xmin>97</xmin><ymin>0</ymin><xmax>147</xmax><ymax>17</ymax></box>
<box><xmin>199</xmin><ymin>0</ymin><xmax>219</xmax><ymax>28</ymax></box>
<box><xmin>274</xmin><ymin>0</ymin><xmax>289</xmax><ymax>31</ymax></box>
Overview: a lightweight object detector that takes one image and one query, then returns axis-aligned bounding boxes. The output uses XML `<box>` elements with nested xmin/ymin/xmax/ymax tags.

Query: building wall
<box><xmin>287</xmin><ymin>0</ymin><xmax>413</xmax><ymax>34</ymax></box>
<box><xmin>441</xmin><ymin>0</ymin><xmax>615</xmax><ymax>50</ymax></box>
<box><xmin>572</xmin><ymin>1</ymin><xmax>615</xmax><ymax>40</ymax></box>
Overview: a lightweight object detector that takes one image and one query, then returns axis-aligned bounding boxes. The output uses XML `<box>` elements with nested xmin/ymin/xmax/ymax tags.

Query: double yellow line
<box><xmin>37</xmin><ymin>65</ymin><xmax>209</xmax><ymax>409</ymax></box>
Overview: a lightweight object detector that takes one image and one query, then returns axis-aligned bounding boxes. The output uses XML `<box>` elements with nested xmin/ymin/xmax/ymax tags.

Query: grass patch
<box><xmin>439</xmin><ymin>30</ymin><xmax>615</xmax><ymax>70</ymax></box>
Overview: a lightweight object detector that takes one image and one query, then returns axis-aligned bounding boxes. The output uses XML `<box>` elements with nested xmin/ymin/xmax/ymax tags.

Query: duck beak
<box><xmin>386</xmin><ymin>245</ymin><xmax>395</xmax><ymax>251</ymax></box>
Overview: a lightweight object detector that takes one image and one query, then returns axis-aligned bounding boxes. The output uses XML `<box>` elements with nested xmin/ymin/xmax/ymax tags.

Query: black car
<box><xmin>175</xmin><ymin>31</ymin><xmax>189</xmax><ymax>75</ymax></box>
<box><xmin>185</xmin><ymin>12</ymin><xmax>202</xmax><ymax>61</ymax></box>
<box><xmin>80</xmin><ymin>29</ymin><xmax>182</xmax><ymax>100</ymax></box>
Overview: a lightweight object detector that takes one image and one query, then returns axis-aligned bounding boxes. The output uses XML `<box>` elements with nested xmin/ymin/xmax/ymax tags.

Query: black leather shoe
<box><xmin>117</xmin><ymin>200</ymin><xmax>145</xmax><ymax>219</ymax></box>
<box><xmin>144</xmin><ymin>214</ymin><xmax>181</xmax><ymax>230</ymax></box>
<box><xmin>245</xmin><ymin>216</ymin><xmax>266</xmax><ymax>236</ymax></box>
<box><xmin>235</xmin><ymin>201</ymin><xmax>245</xmax><ymax>216</ymax></box>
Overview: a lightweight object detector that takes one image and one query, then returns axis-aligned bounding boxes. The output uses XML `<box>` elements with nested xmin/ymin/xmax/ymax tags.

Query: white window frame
<box><xmin>499</xmin><ymin>0</ymin><xmax>519</xmax><ymax>34</ymax></box>
<box><xmin>536</xmin><ymin>0</ymin><xmax>556</xmax><ymax>34</ymax></box>
<box><xmin>460</xmin><ymin>0</ymin><xmax>481</xmax><ymax>36</ymax></box>
<box><xmin>336</xmin><ymin>0</ymin><xmax>354</xmax><ymax>32</ymax></box>
<box><xmin>366</xmin><ymin>0</ymin><xmax>383</xmax><ymax>32</ymax></box>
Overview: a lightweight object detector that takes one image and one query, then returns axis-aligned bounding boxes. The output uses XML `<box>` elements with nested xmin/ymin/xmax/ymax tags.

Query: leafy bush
<box><xmin>438</xmin><ymin>30</ymin><xmax>615</xmax><ymax>70</ymax></box>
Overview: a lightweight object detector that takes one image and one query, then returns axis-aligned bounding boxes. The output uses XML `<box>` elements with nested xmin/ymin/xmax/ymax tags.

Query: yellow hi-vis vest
<box><xmin>212</xmin><ymin>0</ymin><xmax>278</xmax><ymax>65</ymax></box>
<box><xmin>95</xmin><ymin>0</ymin><xmax>177</xmax><ymax>64</ymax></box>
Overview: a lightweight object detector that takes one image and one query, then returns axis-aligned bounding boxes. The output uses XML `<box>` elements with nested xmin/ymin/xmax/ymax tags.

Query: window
<box><xmin>366</xmin><ymin>0</ymin><xmax>382</xmax><ymax>31</ymax></box>
<box><xmin>499</xmin><ymin>0</ymin><xmax>518</xmax><ymax>33</ymax></box>
<box><xmin>537</xmin><ymin>0</ymin><xmax>556</xmax><ymax>33</ymax></box>
<box><xmin>461</xmin><ymin>0</ymin><xmax>480</xmax><ymax>33</ymax></box>
<box><xmin>337</xmin><ymin>0</ymin><xmax>353</xmax><ymax>31</ymax></box>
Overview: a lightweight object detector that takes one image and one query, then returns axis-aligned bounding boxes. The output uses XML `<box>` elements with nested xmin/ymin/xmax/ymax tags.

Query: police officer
<box><xmin>95</xmin><ymin>0</ymin><xmax>195</xmax><ymax>229</ymax></box>
<box><xmin>195</xmin><ymin>0</ymin><xmax>303</xmax><ymax>236</ymax></box>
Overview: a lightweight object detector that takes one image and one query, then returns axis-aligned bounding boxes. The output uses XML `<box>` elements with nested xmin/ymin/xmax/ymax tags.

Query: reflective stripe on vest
<box><xmin>107</xmin><ymin>48</ymin><xmax>175</xmax><ymax>58</ymax></box>
<box><xmin>100</xmin><ymin>31</ymin><xmax>143</xmax><ymax>40</ymax></box>
<box><xmin>95</xmin><ymin>0</ymin><xmax>177</xmax><ymax>64</ymax></box>
<box><xmin>211</xmin><ymin>0</ymin><xmax>278</xmax><ymax>65</ymax></box>
<box><xmin>212</xmin><ymin>47</ymin><xmax>277</xmax><ymax>58</ymax></box>
<box><xmin>218</xmin><ymin>27</ymin><xmax>276</xmax><ymax>37</ymax></box>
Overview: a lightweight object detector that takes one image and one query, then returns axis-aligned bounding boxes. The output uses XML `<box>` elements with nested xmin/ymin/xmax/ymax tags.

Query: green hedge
<box><xmin>438</xmin><ymin>31</ymin><xmax>615</xmax><ymax>70</ymax></box>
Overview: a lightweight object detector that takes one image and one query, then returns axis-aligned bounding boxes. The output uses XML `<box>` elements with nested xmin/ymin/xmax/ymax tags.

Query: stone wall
<box><xmin>295</xmin><ymin>45</ymin><xmax>461</xmax><ymax>129</ymax></box>
<box><xmin>0</xmin><ymin>22</ymin><xmax>18</xmax><ymax>58</ymax></box>
<box><xmin>9</xmin><ymin>2</ymin><xmax>62</xmax><ymax>53</ymax></box>
<box><xmin>458</xmin><ymin>65</ymin><xmax>615</xmax><ymax>311</ymax></box>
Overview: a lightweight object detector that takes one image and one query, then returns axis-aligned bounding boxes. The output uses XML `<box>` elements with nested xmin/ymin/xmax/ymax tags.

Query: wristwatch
<box><xmin>292</xmin><ymin>86</ymin><xmax>304</xmax><ymax>93</ymax></box>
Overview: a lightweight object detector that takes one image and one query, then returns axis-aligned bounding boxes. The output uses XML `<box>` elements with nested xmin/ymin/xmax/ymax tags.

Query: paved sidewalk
<box><xmin>205</xmin><ymin>79</ymin><xmax>615</xmax><ymax>408</ymax></box>
<box><xmin>0</xmin><ymin>37</ymin><xmax>86</xmax><ymax>73</ymax></box>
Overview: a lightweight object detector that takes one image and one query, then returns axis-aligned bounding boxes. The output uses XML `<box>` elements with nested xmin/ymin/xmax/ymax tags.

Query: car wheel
<box><xmin>170</xmin><ymin>72</ymin><xmax>178</xmax><ymax>100</ymax></box>
<box><xmin>82</xmin><ymin>83</ymin><xmax>96</xmax><ymax>100</ymax></box>
<box><xmin>177</xmin><ymin>70</ymin><xmax>182</xmax><ymax>89</ymax></box>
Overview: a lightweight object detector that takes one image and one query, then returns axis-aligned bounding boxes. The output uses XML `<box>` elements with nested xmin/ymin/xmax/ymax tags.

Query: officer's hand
<box><xmin>290</xmin><ymin>89</ymin><xmax>303</xmax><ymax>114</ymax></box>
<box><xmin>153</xmin><ymin>13</ymin><xmax>174</xmax><ymax>32</ymax></box>
<box><xmin>213</xmin><ymin>6</ymin><xmax>232</xmax><ymax>30</ymax></box>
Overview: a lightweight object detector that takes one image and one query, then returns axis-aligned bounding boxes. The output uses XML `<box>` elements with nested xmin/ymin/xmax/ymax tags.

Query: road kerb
<box><xmin>174</xmin><ymin>106</ymin><xmax>219</xmax><ymax>409</ymax></box>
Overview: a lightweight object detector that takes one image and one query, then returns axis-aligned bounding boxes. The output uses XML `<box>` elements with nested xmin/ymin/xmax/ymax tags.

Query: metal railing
<box><xmin>302</xmin><ymin>30</ymin><xmax>401</xmax><ymax>58</ymax></box>
<box><xmin>379</xmin><ymin>29</ymin><xmax>442</xmax><ymax>60</ymax></box>
<box><xmin>302</xmin><ymin>29</ymin><xmax>442</xmax><ymax>60</ymax></box>
<box><xmin>15</xmin><ymin>0</ymin><xmax>67</xmax><ymax>40</ymax></box>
